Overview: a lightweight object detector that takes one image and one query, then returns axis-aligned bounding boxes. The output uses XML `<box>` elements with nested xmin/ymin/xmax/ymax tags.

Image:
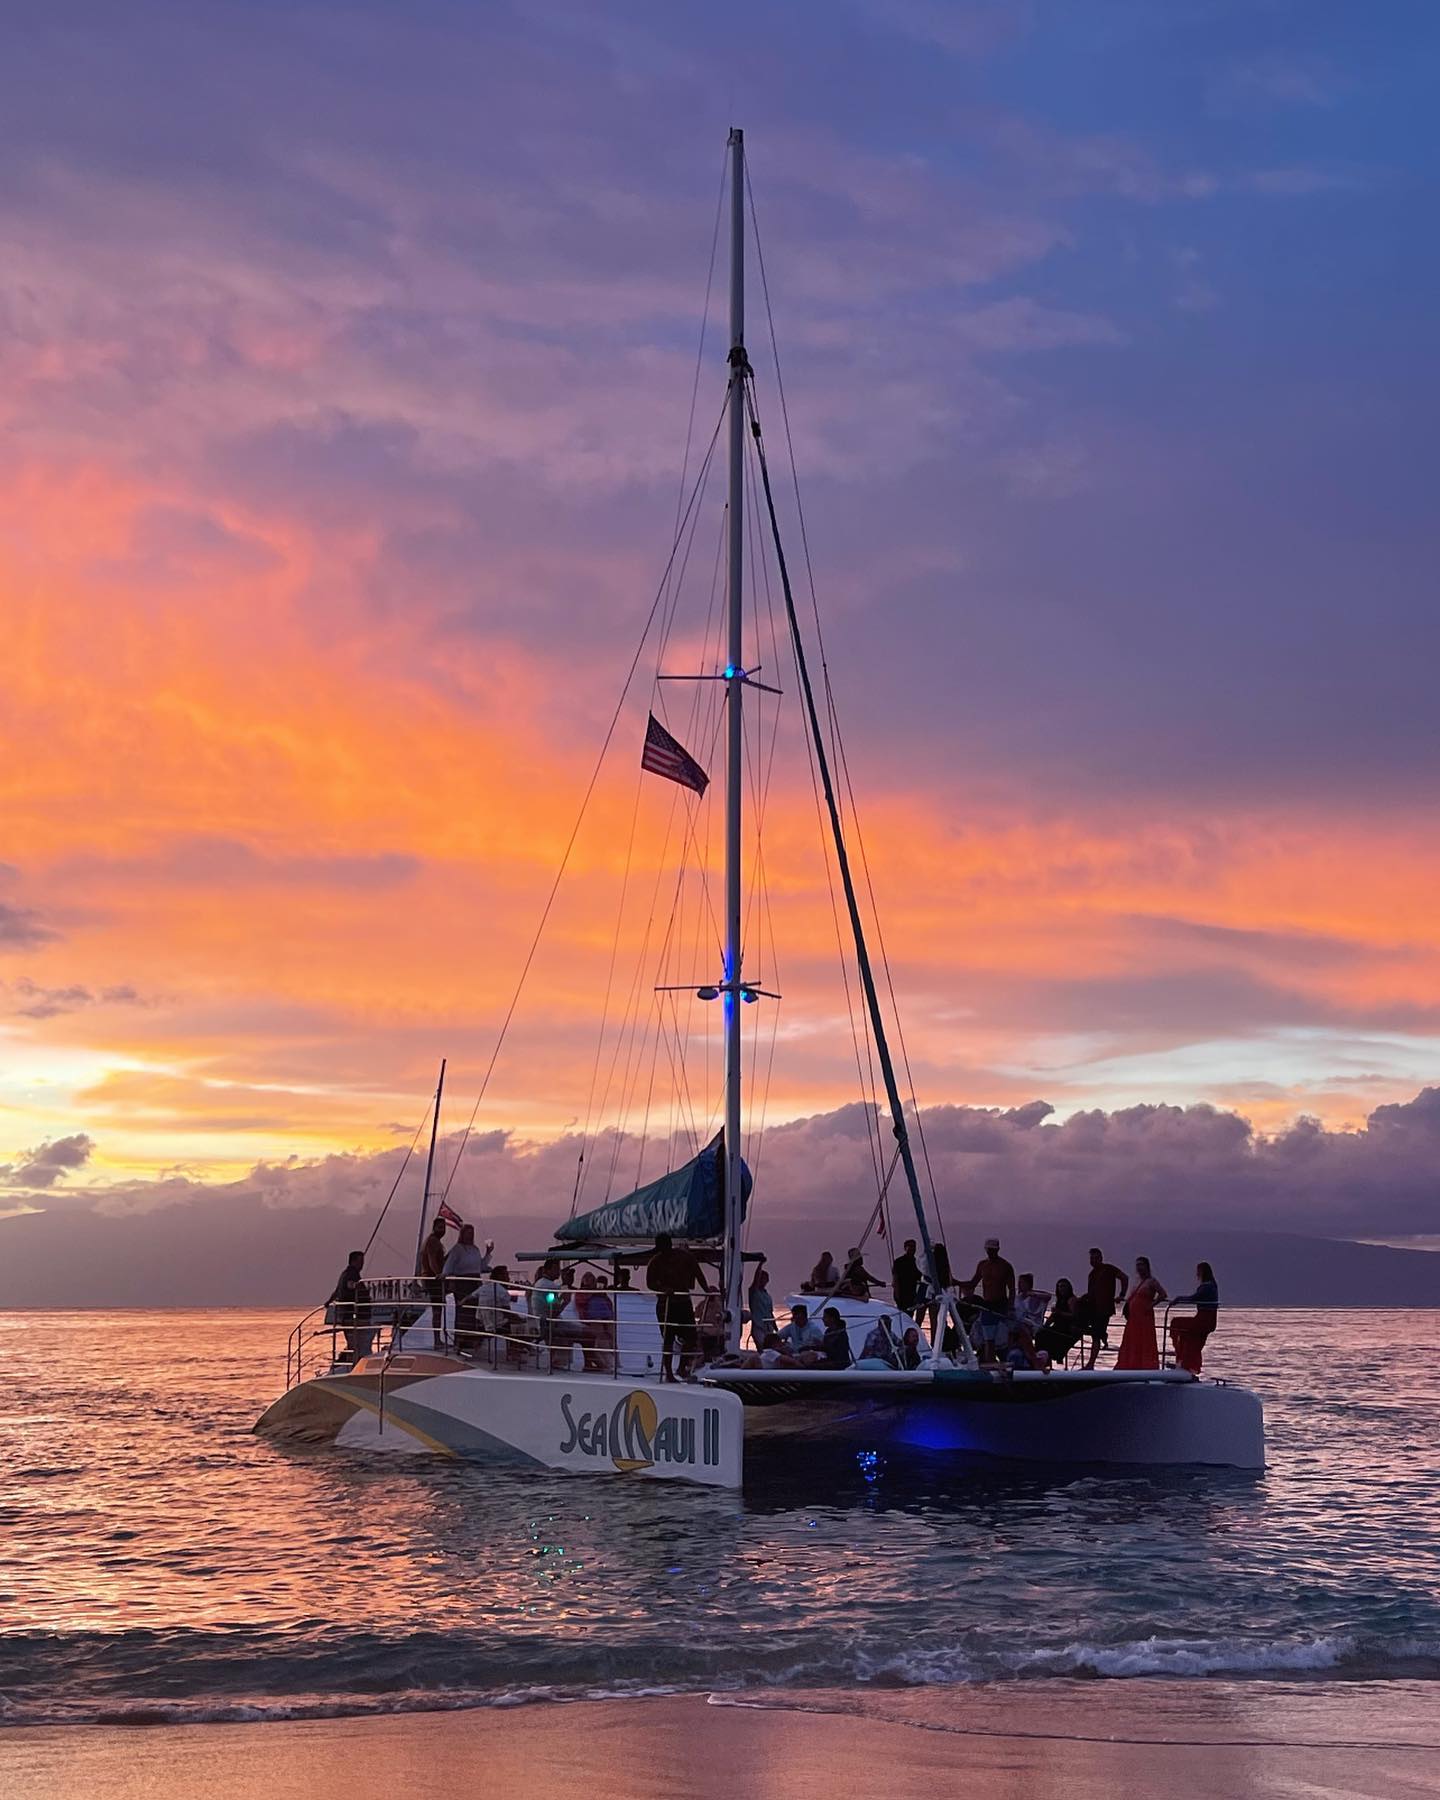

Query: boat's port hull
<box><xmin>720</xmin><ymin>1369</ymin><xmax>1264</xmax><ymax>1469</ymax></box>
<box><xmin>255</xmin><ymin>1365</ymin><xmax>745</xmax><ymax>1488</ymax></box>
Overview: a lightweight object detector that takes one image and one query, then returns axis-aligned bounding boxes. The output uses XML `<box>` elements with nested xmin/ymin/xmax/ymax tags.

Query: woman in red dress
<box><xmin>1115</xmin><ymin>1255</ymin><xmax>1166</xmax><ymax>1369</ymax></box>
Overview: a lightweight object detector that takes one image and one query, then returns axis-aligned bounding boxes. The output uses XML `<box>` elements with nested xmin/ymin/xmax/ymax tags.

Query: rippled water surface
<box><xmin>2</xmin><ymin>1308</ymin><xmax>1438</xmax><ymax>1725</ymax></box>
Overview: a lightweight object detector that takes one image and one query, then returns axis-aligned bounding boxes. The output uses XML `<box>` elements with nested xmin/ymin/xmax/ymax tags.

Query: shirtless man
<box><xmin>969</xmin><ymin>1236</ymin><xmax>1016</xmax><ymax>1363</ymax></box>
<box><xmin>1081</xmin><ymin>1247</ymin><xmax>1130</xmax><ymax>1369</ymax></box>
<box><xmin>646</xmin><ymin>1232</ymin><xmax>713</xmax><ymax>1382</ymax></box>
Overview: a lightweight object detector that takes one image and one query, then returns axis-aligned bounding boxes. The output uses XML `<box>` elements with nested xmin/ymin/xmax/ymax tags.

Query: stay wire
<box><xmin>746</xmin><ymin>171</ymin><xmax>945</xmax><ymax>1238</ymax></box>
<box><xmin>439</xmin><ymin>398</ymin><xmax>728</xmax><ymax>1203</ymax></box>
<box><xmin>363</xmin><ymin>1101</ymin><xmax>432</xmax><ymax>1257</ymax></box>
<box><xmin>745</xmin><ymin>384</ymin><xmax>942</xmax><ymax>1283</ymax></box>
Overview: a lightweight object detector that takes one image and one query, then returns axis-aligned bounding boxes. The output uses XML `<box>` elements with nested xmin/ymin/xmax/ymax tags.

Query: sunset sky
<box><xmin>3</xmin><ymin>0</ymin><xmax>1438</xmax><ymax>1231</ymax></box>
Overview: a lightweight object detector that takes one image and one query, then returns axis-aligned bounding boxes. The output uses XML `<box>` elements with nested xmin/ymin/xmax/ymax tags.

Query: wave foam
<box><xmin>4</xmin><ymin>1631</ymin><xmax>1439</xmax><ymax>1731</ymax></box>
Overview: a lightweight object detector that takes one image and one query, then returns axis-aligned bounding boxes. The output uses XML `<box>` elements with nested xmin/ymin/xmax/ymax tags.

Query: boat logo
<box><xmin>558</xmin><ymin>1389</ymin><xmax>723</xmax><ymax>1470</ymax></box>
<box><xmin>611</xmin><ymin>1389</ymin><xmax>659</xmax><ymax>1472</ymax></box>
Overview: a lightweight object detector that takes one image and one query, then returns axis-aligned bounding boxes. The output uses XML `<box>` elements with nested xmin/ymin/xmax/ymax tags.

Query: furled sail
<box><xmin>557</xmin><ymin>1132</ymin><xmax>751</xmax><ymax>1245</ymax></box>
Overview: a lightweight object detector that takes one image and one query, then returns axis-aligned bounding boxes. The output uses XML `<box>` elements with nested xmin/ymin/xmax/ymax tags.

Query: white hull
<box><xmin>256</xmin><ymin>1357</ymin><xmax>746</xmax><ymax>1488</ymax></box>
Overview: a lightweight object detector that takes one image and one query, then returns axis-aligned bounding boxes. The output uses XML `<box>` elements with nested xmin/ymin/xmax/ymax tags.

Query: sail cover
<box><xmin>556</xmin><ymin>1132</ymin><xmax>751</xmax><ymax>1245</ymax></box>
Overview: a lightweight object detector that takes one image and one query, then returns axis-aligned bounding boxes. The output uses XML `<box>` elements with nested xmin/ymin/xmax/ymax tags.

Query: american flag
<box><xmin>641</xmin><ymin>712</ymin><xmax>709</xmax><ymax>796</ymax></box>
<box><xmin>435</xmin><ymin>1198</ymin><xmax>465</xmax><ymax>1229</ymax></box>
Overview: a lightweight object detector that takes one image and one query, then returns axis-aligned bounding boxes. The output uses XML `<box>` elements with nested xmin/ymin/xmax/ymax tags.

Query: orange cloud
<box><xmin>4</xmin><ymin>431</ymin><xmax>1440</xmax><ymax>1192</ymax></box>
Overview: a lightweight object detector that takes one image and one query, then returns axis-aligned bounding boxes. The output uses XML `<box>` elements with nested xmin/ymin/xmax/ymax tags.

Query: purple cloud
<box><xmin>0</xmin><ymin>1132</ymin><xmax>94</xmax><ymax>1190</ymax></box>
<box><xmin>0</xmin><ymin>903</ymin><xmax>58</xmax><ymax>951</ymax></box>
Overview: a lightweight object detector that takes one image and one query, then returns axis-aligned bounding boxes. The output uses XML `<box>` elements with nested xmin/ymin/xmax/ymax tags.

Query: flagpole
<box><xmin>413</xmin><ymin>1057</ymin><xmax>447</xmax><ymax>1272</ymax></box>
<box><xmin>722</xmin><ymin>126</ymin><xmax>746</xmax><ymax>1351</ymax></box>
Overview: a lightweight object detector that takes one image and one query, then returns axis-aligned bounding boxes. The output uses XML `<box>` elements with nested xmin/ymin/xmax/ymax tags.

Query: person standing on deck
<box><xmin>969</xmin><ymin>1237</ymin><xmax>1017</xmax><ymax>1364</ymax></box>
<box><xmin>891</xmin><ymin>1239</ymin><xmax>921</xmax><ymax>1319</ymax></box>
<box><xmin>1080</xmin><ymin>1247</ymin><xmax>1129</xmax><ymax>1370</ymax></box>
<box><xmin>443</xmin><ymin>1223</ymin><xmax>492</xmax><ymax>1356</ymax></box>
<box><xmin>646</xmin><ymin>1232</ymin><xmax>712</xmax><ymax>1383</ymax></box>
<box><xmin>746</xmin><ymin>1265</ymin><xmax>776</xmax><ymax>1350</ymax></box>
<box><xmin>1116</xmin><ymin>1256</ymin><xmax>1167</xmax><ymax>1370</ymax></box>
<box><xmin>921</xmin><ymin>1241</ymin><xmax>954</xmax><ymax>1345</ymax></box>
<box><xmin>328</xmin><ymin>1250</ymin><xmax>373</xmax><ymax>1364</ymax></box>
<box><xmin>417</xmin><ymin>1215</ymin><xmax>449</xmax><ymax>1343</ymax></box>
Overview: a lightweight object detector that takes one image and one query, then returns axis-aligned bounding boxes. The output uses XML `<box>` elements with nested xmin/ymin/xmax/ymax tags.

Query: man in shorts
<box><xmin>968</xmin><ymin>1236</ymin><xmax>1016</xmax><ymax>1364</ymax></box>
<box><xmin>1080</xmin><ymin>1247</ymin><xmax>1129</xmax><ymax>1369</ymax></box>
<box><xmin>645</xmin><ymin>1232</ymin><xmax>713</xmax><ymax>1382</ymax></box>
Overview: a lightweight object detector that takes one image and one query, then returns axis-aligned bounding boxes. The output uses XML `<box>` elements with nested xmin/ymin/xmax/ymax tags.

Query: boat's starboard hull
<box><xmin>712</xmin><ymin>1368</ymin><xmax>1265</xmax><ymax>1469</ymax></box>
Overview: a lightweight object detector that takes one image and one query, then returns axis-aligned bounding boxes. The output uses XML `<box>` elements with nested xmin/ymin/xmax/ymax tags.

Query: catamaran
<box><xmin>256</xmin><ymin>130</ymin><xmax>1264</xmax><ymax>1485</ymax></box>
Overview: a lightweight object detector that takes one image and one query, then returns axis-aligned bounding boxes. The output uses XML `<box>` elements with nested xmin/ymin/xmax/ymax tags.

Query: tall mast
<box><xmin>722</xmin><ymin>126</ymin><xmax>747</xmax><ymax>1350</ymax></box>
<box><xmin>413</xmin><ymin>1056</ymin><xmax>447</xmax><ymax>1272</ymax></box>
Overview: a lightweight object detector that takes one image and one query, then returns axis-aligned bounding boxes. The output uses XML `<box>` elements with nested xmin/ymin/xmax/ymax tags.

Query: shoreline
<box><xmin>3</xmin><ymin>1681</ymin><xmax>1436</xmax><ymax>1800</ymax></box>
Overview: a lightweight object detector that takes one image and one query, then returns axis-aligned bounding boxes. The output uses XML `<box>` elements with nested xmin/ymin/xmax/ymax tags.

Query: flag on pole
<box><xmin>435</xmin><ymin>1198</ymin><xmax>465</xmax><ymax>1229</ymax></box>
<box><xmin>641</xmin><ymin>712</ymin><xmax>709</xmax><ymax>796</ymax></box>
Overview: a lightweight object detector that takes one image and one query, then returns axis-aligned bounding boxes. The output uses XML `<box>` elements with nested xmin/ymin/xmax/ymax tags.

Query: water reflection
<box><xmin>1</xmin><ymin>1307</ymin><xmax>1438</xmax><ymax>1722</ymax></box>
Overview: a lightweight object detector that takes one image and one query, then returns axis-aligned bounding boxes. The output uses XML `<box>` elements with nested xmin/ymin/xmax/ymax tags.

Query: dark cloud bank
<box><xmin>4</xmin><ymin>1091</ymin><xmax>1440</xmax><ymax>1307</ymax></box>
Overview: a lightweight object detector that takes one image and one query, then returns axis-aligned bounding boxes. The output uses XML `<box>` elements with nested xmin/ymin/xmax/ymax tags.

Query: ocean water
<box><xmin>2</xmin><ymin>1307</ymin><xmax>1438</xmax><ymax>1728</ymax></box>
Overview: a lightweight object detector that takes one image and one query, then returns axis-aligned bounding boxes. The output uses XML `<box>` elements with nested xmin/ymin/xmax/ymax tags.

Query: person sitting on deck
<box><xmin>1169</xmin><ymin>1262</ymin><xmax>1220</xmax><ymax>1374</ymax></box>
<box><xmin>467</xmin><ymin>1264</ymin><xmax>518</xmax><ymax>1366</ymax></box>
<box><xmin>820</xmin><ymin>1306</ymin><xmax>853</xmax><ymax>1369</ymax></box>
<box><xmin>1078</xmin><ymin>1247</ymin><xmax>1129</xmax><ymax>1370</ymax></box>
<box><xmin>802</xmin><ymin>1250</ymin><xmax>841</xmax><ymax>1293</ymax></box>
<box><xmin>328</xmin><ymin>1250</ymin><xmax>373</xmax><ymax>1363</ymax></box>
<box><xmin>1010</xmin><ymin>1273</ymin><xmax>1050</xmax><ymax>1365</ymax></box>
<box><xmin>858</xmin><ymin>1314</ymin><xmax>902</xmax><ymax>1369</ymax></box>
<box><xmin>646</xmin><ymin>1232</ymin><xmax>711</xmax><ymax>1383</ymax></box>
<box><xmin>778</xmin><ymin>1302</ymin><xmax>824</xmax><ymax>1362</ymax></box>
<box><xmin>710</xmin><ymin>1330</ymin><xmax>795</xmax><ymax>1371</ymax></box>
<box><xmin>529</xmin><ymin>1257</ymin><xmax>587</xmax><ymax>1367</ymax></box>
<box><xmin>575</xmin><ymin>1271</ymin><xmax>616</xmax><ymax>1374</ymax></box>
<box><xmin>1034</xmin><ymin>1279</ymin><xmax>1083</xmax><ymax>1364</ymax></box>
<box><xmin>1014</xmin><ymin>1273</ymin><xmax>1050</xmax><ymax>1334</ymax></box>
<box><xmin>836</xmin><ymin>1247</ymin><xmax>884</xmax><ymax>1299</ymax></box>
<box><xmin>898</xmin><ymin>1326</ymin><xmax>925</xmax><ymax>1370</ymax></box>
<box><xmin>696</xmin><ymin>1290</ymin><xmax>727</xmax><ymax>1366</ymax></box>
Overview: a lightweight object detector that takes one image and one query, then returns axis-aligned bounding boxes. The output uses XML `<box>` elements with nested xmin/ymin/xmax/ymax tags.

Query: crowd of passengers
<box><xmin>326</xmin><ymin>1221</ymin><xmax>1220</xmax><ymax>1381</ymax></box>
<box><xmin>722</xmin><ymin>1238</ymin><xmax>1220</xmax><ymax>1376</ymax></box>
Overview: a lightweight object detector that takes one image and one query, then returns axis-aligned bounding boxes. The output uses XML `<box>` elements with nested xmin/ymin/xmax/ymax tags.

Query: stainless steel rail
<box><xmin>282</xmin><ymin>1275</ymin><xmax>717</xmax><ymax>1389</ymax></box>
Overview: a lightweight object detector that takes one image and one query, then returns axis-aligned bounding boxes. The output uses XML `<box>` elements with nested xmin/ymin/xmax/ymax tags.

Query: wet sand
<box><xmin>2</xmin><ymin>1680</ymin><xmax>1437</xmax><ymax>1799</ymax></box>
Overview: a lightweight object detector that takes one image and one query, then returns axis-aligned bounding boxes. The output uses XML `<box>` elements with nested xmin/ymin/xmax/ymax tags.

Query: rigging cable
<box><xmin>745</xmin><ymin>167</ymin><xmax>949</xmax><ymax>1248</ymax></box>
<box><xmin>439</xmin><ymin>398</ymin><xmax>728</xmax><ymax>1205</ymax></box>
<box><xmin>745</xmin><ymin>378</ymin><xmax>944</xmax><ymax>1291</ymax></box>
<box><xmin>363</xmin><ymin>1100</ymin><xmax>432</xmax><ymax>1257</ymax></box>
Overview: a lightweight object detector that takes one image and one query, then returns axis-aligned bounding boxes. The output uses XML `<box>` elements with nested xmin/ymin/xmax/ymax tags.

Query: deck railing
<box><xmin>284</xmin><ymin>1274</ymin><xmax>705</xmax><ymax>1390</ymax></box>
<box><xmin>284</xmin><ymin>1276</ymin><xmax>1221</xmax><ymax>1390</ymax></box>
